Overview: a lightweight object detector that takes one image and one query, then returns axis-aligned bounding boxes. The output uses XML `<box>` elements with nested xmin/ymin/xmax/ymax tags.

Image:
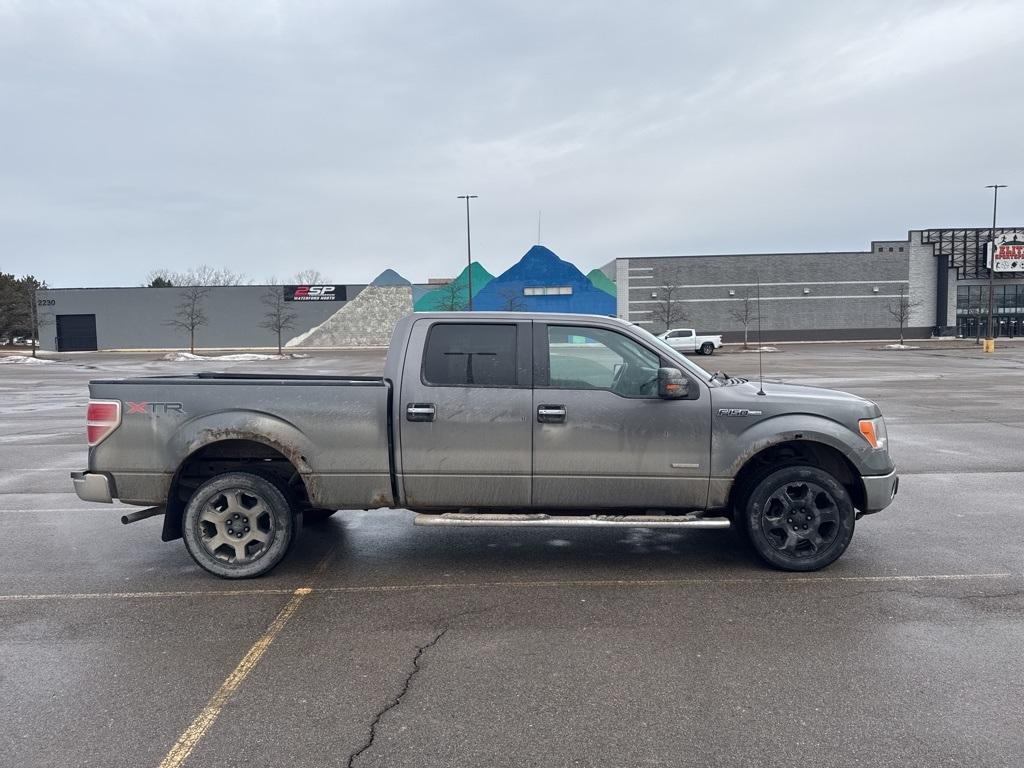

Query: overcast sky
<box><xmin>3</xmin><ymin>0</ymin><xmax>1023</xmax><ymax>288</ymax></box>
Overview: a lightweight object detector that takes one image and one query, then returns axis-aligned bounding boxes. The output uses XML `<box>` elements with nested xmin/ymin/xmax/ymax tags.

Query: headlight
<box><xmin>858</xmin><ymin>416</ymin><xmax>887</xmax><ymax>450</ymax></box>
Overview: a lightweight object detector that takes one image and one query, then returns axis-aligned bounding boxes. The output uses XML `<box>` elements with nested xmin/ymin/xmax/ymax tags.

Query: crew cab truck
<box><xmin>72</xmin><ymin>313</ymin><xmax>897</xmax><ymax>578</ymax></box>
<box><xmin>658</xmin><ymin>328</ymin><xmax>723</xmax><ymax>355</ymax></box>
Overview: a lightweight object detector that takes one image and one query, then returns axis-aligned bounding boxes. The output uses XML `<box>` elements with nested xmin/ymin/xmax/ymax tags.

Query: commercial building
<box><xmin>36</xmin><ymin>277</ymin><xmax>434</xmax><ymax>352</ymax></box>
<box><xmin>35</xmin><ymin>226</ymin><xmax>1023</xmax><ymax>351</ymax></box>
<box><xmin>611</xmin><ymin>228</ymin><xmax>1024</xmax><ymax>341</ymax></box>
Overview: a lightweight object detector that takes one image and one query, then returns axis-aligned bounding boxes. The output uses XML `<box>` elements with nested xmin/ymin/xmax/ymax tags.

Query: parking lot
<box><xmin>1</xmin><ymin>342</ymin><xmax>1022</xmax><ymax>768</ymax></box>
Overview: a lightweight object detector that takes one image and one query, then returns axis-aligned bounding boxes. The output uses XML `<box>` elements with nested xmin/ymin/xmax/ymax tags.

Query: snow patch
<box><xmin>162</xmin><ymin>352</ymin><xmax>309</xmax><ymax>362</ymax></box>
<box><xmin>883</xmin><ymin>344</ymin><xmax>920</xmax><ymax>350</ymax></box>
<box><xmin>0</xmin><ymin>355</ymin><xmax>56</xmax><ymax>365</ymax></box>
<box><xmin>739</xmin><ymin>346</ymin><xmax>780</xmax><ymax>353</ymax></box>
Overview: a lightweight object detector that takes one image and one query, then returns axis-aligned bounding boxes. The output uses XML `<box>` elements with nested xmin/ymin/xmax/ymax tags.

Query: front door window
<box><xmin>546</xmin><ymin>325</ymin><xmax>660</xmax><ymax>398</ymax></box>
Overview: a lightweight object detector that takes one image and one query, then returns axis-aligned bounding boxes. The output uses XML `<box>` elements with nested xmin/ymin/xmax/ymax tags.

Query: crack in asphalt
<box><xmin>346</xmin><ymin>609</ymin><xmax>479</xmax><ymax>768</ymax></box>
<box><xmin>345</xmin><ymin>626</ymin><xmax>450</xmax><ymax>768</ymax></box>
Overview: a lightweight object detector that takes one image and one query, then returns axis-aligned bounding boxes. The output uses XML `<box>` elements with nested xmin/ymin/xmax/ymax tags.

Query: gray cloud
<box><xmin>2</xmin><ymin>0</ymin><xmax>1022</xmax><ymax>287</ymax></box>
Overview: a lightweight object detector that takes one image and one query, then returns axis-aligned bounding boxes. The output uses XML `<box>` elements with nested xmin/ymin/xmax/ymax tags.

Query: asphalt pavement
<box><xmin>1</xmin><ymin>342</ymin><xmax>1022</xmax><ymax>768</ymax></box>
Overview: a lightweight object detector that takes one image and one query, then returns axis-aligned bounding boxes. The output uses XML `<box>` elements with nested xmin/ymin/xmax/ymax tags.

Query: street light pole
<box><xmin>984</xmin><ymin>184</ymin><xmax>1007</xmax><ymax>351</ymax></box>
<box><xmin>457</xmin><ymin>195</ymin><xmax>478</xmax><ymax>310</ymax></box>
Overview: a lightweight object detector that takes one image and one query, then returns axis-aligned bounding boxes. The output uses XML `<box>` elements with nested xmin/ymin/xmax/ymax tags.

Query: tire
<box><xmin>303</xmin><ymin>509</ymin><xmax>338</xmax><ymax>525</ymax></box>
<box><xmin>738</xmin><ymin>465</ymin><xmax>855</xmax><ymax>571</ymax></box>
<box><xmin>700</xmin><ymin>342</ymin><xmax>715</xmax><ymax>355</ymax></box>
<box><xmin>182</xmin><ymin>472</ymin><xmax>296</xmax><ymax>579</ymax></box>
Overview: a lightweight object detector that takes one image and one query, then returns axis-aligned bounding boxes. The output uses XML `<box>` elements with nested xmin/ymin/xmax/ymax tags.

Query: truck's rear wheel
<box><xmin>182</xmin><ymin>472</ymin><xmax>296</xmax><ymax>579</ymax></box>
<box><xmin>700</xmin><ymin>342</ymin><xmax>715</xmax><ymax>355</ymax></box>
<box><xmin>739</xmin><ymin>465</ymin><xmax>855</xmax><ymax>571</ymax></box>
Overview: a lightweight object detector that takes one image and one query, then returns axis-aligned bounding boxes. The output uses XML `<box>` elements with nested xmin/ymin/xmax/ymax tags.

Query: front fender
<box><xmin>711</xmin><ymin>413</ymin><xmax>893</xmax><ymax>478</ymax></box>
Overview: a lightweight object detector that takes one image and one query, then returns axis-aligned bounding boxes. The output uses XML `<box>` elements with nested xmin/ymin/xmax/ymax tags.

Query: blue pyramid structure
<box><xmin>472</xmin><ymin>245</ymin><xmax>616</xmax><ymax>315</ymax></box>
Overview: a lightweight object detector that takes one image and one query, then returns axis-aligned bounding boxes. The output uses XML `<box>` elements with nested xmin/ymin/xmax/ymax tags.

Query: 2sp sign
<box><xmin>987</xmin><ymin>232</ymin><xmax>1024</xmax><ymax>273</ymax></box>
<box><xmin>284</xmin><ymin>285</ymin><xmax>347</xmax><ymax>301</ymax></box>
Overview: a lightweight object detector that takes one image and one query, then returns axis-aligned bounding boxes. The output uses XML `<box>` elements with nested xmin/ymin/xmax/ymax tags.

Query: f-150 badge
<box><xmin>718</xmin><ymin>408</ymin><xmax>762</xmax><ymax>417</ymax></box>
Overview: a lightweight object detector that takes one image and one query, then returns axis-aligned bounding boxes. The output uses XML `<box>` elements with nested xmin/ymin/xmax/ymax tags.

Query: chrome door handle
<box><xmin>537</xmin><ymin>404</ymin><xmax>566</xmax><ymax>424</ymax></box>
<box><xmin>406</xmin><ymin>403</ymin><xmax>435</xmax><ymax>422</ymax></box>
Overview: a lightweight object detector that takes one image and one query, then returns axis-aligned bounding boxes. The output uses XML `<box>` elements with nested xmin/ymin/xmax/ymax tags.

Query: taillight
<box><xmin>87</xmin><ymin>400</ymin><xmax>121</xmax><ymax>446</ymax></box>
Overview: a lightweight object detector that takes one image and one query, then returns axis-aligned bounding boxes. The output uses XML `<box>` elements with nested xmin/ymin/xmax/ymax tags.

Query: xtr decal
<box><xmin>126</xmin><ymin>402</ymin><xmax>186</xmax><ymax>415</ymax></box>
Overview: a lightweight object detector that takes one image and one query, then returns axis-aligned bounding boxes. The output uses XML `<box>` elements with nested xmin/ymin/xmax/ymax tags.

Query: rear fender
<box><xmin>160</xmin><ymin>412</ymin><xmax>319</xmax><ymax>542</ymax></box>
<box><xmin>168</xmin><ymin>410</ymin><xmax>317</xmax><ymax>475</ymax></box>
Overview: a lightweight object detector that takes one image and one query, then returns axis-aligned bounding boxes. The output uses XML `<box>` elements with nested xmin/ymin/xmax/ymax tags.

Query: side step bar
<box><xmin>414</xmin><ymin>512</ymin><xmax>730</xmax><ymax>529</ymax></box>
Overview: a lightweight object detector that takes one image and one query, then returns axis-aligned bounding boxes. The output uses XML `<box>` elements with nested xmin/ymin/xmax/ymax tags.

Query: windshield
<box><xmin>629</xmin><ymin>324</ymin><xmax>714</xmax><ymax>382</ymax></box>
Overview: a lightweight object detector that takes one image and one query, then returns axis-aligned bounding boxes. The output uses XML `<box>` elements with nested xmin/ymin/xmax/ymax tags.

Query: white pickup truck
<box><xmin>658</xmin><ymin>328</ymin><xmax>723</xmax><ymax>355</ymax></box>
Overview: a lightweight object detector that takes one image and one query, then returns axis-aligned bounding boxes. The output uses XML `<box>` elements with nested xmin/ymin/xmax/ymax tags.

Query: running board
<box><xmin>413</xmin><ymin>512</ymin><xmax>730</xmax><ymax>529</ymax></box>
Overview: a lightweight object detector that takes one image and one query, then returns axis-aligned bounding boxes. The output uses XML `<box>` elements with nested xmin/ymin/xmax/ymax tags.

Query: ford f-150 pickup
<box><xmin>72</xmin><ymin>313</ymin><xmax>898</xmax><ymax>578</ymax></box>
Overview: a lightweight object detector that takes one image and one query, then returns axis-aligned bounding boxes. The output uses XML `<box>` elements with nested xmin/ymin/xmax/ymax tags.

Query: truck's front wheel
<box><xmin>739</xmin><ymin>465</ymin><xmax>855</xmax><ymax>571</ymax></box>
<box><xmin>182</xmin><ymin>472</ymin><xmax>296</xmax><ymax>579</ymax></box>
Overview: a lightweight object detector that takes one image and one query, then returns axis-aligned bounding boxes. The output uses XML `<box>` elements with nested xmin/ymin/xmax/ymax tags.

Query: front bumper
<box><xmin>860</xmin><ymin>469</ymin><xmax>898</xmax><ymax>514</ymax></box>
<box><xmin>71</xmin><ymin>470</ymin><xmax>114</xmax><ymax>503</ymax></box>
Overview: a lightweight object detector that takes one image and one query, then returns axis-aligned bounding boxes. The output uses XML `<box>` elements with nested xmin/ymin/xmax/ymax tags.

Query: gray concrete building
<box><xmin>611</xmin><ymin>228</ymin><xmax>1024</xmax><ymax>341</ymax></box>
<box><xmin>36</xmin><ymin>284</ymin><xmax>369</xmax><ymax>351</ymax></box>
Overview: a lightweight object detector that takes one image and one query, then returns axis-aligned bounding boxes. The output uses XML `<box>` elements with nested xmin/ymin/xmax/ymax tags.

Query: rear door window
<box><xmin>422</xmin><ymin>323</ymin><xmax>518</xmax><ymax>387</ymax></box>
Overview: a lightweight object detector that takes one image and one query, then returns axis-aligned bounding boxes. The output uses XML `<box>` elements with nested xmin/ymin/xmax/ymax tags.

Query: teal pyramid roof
<box><xmin>413</xmin><ymin>262</ymin><xmax>494</xmax><ymax>311</ymax></box>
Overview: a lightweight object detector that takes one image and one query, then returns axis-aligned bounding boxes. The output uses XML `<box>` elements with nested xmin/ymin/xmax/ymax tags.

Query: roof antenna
<box><xmin>756</xmin><ymin>273</ymin><xmax>766</xmax><ymax>396</ymax></box>
<box><xmin>537</xmin><ymin>210</ymin><xmax>542</xmax><ymax>244</ymax></box>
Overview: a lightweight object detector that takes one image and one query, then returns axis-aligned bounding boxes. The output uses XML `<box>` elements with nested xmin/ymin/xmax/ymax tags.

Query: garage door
<box><xmin>56</xmin><ymin>314</ymin><xmax>98</xmax><ymax>352</ymax></box>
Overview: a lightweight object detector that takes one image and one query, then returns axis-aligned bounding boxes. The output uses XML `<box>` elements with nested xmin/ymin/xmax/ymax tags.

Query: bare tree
<box><xmin>434</xmin><ymin>280</ymin><xmax>466</xmax><ymax>312</ymax></box>
<box><xmin>648</xmin><ymin>269</ymin><xmax>687</xmax><ymax>332</ymax></box>
<box><xmin>728</xmin><ymin>287</ymin><xmax>759</xmax><ymax>350</ymax></box>
<box><xmin>499</xmin><ymin>287</ymin><xmax>526</xmax><ymax>312</ymax></box>
<box><xmin>292</xmin><ymin>269</ymin><xmax>328</xmax><ymax>284</ymax></box>
<box><xmin>147</xmin><ymin>266</ymin><xmax>251</xmax><ymax>287</ymax></box>
<box><xmin>887</xmin><ymin>285</ymin><xmax>923</xmax><ymax>345</ymax></box>
<box><xmin>166</xmin><ymin>286</ymin><xmax>210</xmax><ymax>354</ymax></box>
<box><xmin>259</xmin><ymin>284</ymin><xmax>298</xmax><ymax>354</ymax></box>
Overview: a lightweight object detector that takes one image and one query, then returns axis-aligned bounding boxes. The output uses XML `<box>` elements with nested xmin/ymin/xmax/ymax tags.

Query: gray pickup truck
<box><xmin>73</xmin><ymin>313</ymin><xmax>897</xmax><ymax>578</ymax></box>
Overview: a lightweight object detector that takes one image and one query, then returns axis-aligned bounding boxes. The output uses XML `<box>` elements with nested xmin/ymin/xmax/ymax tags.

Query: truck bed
<box><xmin>87</xmin><ymin>373</ymin><xmax>395</xmax><ymax>509</ymax></box>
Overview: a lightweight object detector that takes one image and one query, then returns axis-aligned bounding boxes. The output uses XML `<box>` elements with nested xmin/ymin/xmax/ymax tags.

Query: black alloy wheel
<box><xmin>740</xmin><ymin>465</ymin><xmax>855</xmax><ymax>571</ymax></box>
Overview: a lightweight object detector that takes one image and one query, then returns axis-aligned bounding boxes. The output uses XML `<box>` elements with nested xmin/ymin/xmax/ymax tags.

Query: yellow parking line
<box><xmin>157</xmin><ymin>587</ymin><xmax>313</xmax><ymax>768</ymax></box>
<box><xmin>0</xmin><ymin>588</ymin><xmax>297</xmax><ymax>602</ymax></box>
<box><xmin>0</xmin><ymin>572</ymin><xmax>1013</xmax><ymax>603</ymax></box>
<box><xmin>315</xmin><ymin>571</ymin><xmax>1017</xmax><ymax>594</ymax></box>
